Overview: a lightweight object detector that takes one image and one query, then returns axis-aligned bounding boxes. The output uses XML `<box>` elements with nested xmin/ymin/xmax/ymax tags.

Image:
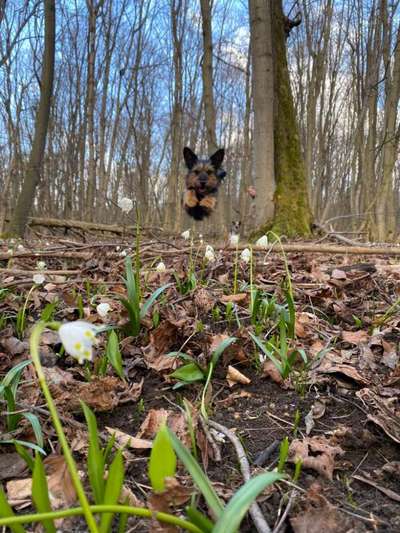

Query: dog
<box><xmin>182</xmin><ymin>146</ymin><xmax>226</xmax><ymax>220</ymax></box>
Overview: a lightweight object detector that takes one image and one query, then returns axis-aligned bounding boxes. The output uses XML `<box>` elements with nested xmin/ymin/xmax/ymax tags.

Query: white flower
<box><xmin>115</xmin><ymin>246</ymin><xmax>120</xmax><ymax>251</ymax></box>
<box><xmin>240</xmin><ymin>248</ymin><xmax>251</xmax><ymax>263</ymax></box>
<box><xmin>119</xmin><ymin>250</ymin><xmax>127</xmax><ymax>257</ymax></box>
<box><xmin>36</xmin><ymin>261</ymin><xmax>47</xmax><ymax>270</ymax></box>
<box><xmin>118</xmin><ymin>197</ymin><xmax>133</xmax><ymax>213</ymax></box>
<box><xmin>199</xmin><ymin>233</ymin><xmax>204</xmax><ymax>245</ymax></box>
<box><xmin>33</xmin><ymin>273</ymin><xmax>45</xmax><ymax>284</ymax></box>
<box><xmin>229</xmin><ymin>233</ymin><xmax>239</xmax><ymax>246</ymax></box>
<box><xmin>96</xmin><ymin>303</ymin><xmax>111</xmax><ymax>318</ymax></box>
<box><xmin>256</xmin><ymin>235</ymin><xmax>269</xmax><ymax>248</ymax></box>
<box><xmin>156</xmin><ymin>261</ymin><xmax>166</xmax><ymax>272</ymax></box>
<box><xmin>58</xmin><ymin>321</ymin><xmax>99</xmax><ymax>364</ymax></box>
<box><xmin>181</xmin><ymin>229</ymin><xmax>190</xmax><ymax>240</ymax></box>
<box><xmin>204</xmin><ymin>245</ymin><xmax>216</xmax><ymax>262</ymax></box>
<box><xmin>17</xmin><ymin>244</ymin><xmax>24</xmax><ymax>251</ymax></box>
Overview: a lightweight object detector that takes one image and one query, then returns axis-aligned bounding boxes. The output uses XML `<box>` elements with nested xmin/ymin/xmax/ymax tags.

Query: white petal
<box><xmin>96</xmin><ymin>303</ymin><xmax>111</xmax><ymax>317</ymax></box>
<box><xmin>181</xmin><ymin>230</ymin><xmax>190</xmax><ymax>240</ymax></box>
<box><xmin>256</xmin><ymin>235</ymin><xmax>269</xmax><ymax>248</ymax></box>
<box><xmin>240</xmin><ymin>248</ymin><xmax>251</xmax><ymax>263</ymax></box>
<box><xmin>33</xmin><ymin>273</ymin><xmax>45</xmax><ymax>284</ymax></box>
<box><xmin>156</xmin><ymin>261</ymin><xmax>166</xmax><ymax>272</ymax></box>
<box><xmin>59</xmin><ymin>321</ymin><xmax>98</xmax><ymax>364</ymax></box>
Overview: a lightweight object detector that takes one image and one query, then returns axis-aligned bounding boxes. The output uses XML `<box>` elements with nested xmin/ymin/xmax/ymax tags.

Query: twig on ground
<box><xmin>199</xmin><ymin>415</ymin><xmax>221</xmax><ymax>462</ymax></box>
<box><xmin>272</xmin><ymin>490</ymin><xmax>297</xmax><ymax>533</ymax></box>
<box><xmin>254</xmin><ymin>440</ymin><xmax>280</xmax><ymax>467</ymax></box>
<box><xmin>208</xmin><ymin>419</ymin><xmax>272</xmax><ymax>533</ymax></box>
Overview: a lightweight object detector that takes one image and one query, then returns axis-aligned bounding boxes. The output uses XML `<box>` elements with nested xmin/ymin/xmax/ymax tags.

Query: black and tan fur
<box><xmin>183</xmin><ymin>147</ymin><xmax>226</xmax><ymax>220</ymax></box>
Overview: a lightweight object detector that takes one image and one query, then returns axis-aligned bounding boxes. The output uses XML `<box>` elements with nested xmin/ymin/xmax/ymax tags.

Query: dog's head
<box><xmin>183</xmin><ymin>147</ymin><xmax>225</xmax><ymax>196</ymax></box>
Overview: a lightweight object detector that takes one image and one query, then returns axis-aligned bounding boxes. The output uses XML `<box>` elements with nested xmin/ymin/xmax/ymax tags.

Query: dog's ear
<box><xmin>210</xmin><ymin>148</ymin><xmax>225</xmax><ymax>169</ymax></box>
<box><xmin>183</xmin><ymin>147</ymin><xmax>198</xmax><ymax>170</ymax></box>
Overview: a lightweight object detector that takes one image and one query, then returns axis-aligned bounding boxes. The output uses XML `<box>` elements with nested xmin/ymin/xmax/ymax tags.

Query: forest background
<box><xmin>1</xmin><ymin>0</ymin><xmax>399</xmax><ymax>242</ymax></box>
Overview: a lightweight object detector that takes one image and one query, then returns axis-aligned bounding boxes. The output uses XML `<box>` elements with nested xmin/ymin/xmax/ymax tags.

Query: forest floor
<box><xmin>0</xmin><ymin>231</ymin><xmax>400</xmax><ymax>532</ymax></box>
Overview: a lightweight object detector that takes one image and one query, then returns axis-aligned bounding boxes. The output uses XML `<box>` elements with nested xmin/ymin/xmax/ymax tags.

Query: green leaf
<box><xmin>278</xmin><ymin>436</ymin><xmax>289</xmax><ymax>473</ymax></box>
<box><xmin>166</xmin><ymin>351</ymin><xmax>196</xmax><ymax>362</ymax></box>
<box><xmin>0</xmin><ymin>487</ymin><xmax>26</xmax><ymax>533</ymax></box>
<box><xmin>185</xmin><ymin>505</ymin><xmax>214</xmax><ymax>532</ymax></box>
<box><xmin>120</xmin><ymin>297</ymin><xmax>141</xmax><ymax>337</ymax></box>
<box><xmin>99</xmin><ymin>450</ymin><xmax>125</xmax><ymax>533</ymax></box>
<box><xmin>140</xmin><ymin>283</ymin><xmax>172</xmax><ymax>319</ymax></box>
<box><xmin>3</xmin><ymin>386</ymin><xmax>19</xmax><ymax>431</ymax></box>
<box><xmin>106</xmin><ymin>331</ymin><xmax>124</xmax><ymax>379</ymax></box>
<box><xmin>21</xmin><ymin>413</ymin><xmax>44</xmax><ymax>449</ymax></box>
<box><xmin>32</xmin><ymin>453</ymin><xmax>56</xmax><ymax>533</ymax></box>
<box><xmin>1</xmin><ymin>440</ymin><xmax>45</xmax><ymax>455</ymax></box>
<box><xmin>149</xmin><ymin>423</ymin><xmax>177</xmax><ymax>493</ymax></box>
<box><xmin>81</xmin><ymin>401</ymin><xmax>105</xmax><ymax>504</ymax></box>
<box><xmin>2</xmin><ymin>360</ymin><xmax>31</xmax><ymax>397</ymax></box>
<box><xmin>249</xmin><ymin>332</ymin><xmax>284</xmax><ymax>375</ymax></box>
<box><xmin>213</xmin><ymin>472</ymin><xmax>282</xmax><ymax>533</ymax></box>
<box><xmin>14</xmin><ymin>442</ymin><xmax>35</xmax><ymax>472</ymax></box>
<box><xmin>210</xmin><ymin>337</ymin><xmax>237</xmax><ymax>367</ymax></box>
<box><xmin>170</xmin><ymin>363</ymin><xmax>205</xmax><ymax>384</ymax></box>
<box><xmin>167</xmin><ymin>428</ymin><xmax>223</xmax><ymax>519</ymax></box>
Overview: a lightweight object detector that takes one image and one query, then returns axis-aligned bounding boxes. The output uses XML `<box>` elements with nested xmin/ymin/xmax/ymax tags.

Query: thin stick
<box><xmin>208</xmin><ymin>419</ymin><xmax>272</xmax><ymax>533</ymax></box>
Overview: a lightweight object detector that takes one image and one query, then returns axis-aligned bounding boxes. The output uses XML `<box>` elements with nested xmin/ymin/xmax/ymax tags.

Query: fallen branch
<box><xmin>208</xmin><ymin>419</ymin><xmax>272</xmax><ymax>533</ymax></box>
<box><xmin>228</xmin><ymin>243</ymin><xmax>400</xmax><ymax>255</ymax></box>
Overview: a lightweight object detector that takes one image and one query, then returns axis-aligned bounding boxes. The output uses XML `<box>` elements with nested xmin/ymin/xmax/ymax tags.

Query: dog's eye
<box><xmin>194</xmin><ymin>169</ymin><xmax>200</xmax><ymax>175</ymax></box>
<box><xmin>207</xmin><ymin>170</ymin><xmax>213</xmax><ymax>175</ymax></box>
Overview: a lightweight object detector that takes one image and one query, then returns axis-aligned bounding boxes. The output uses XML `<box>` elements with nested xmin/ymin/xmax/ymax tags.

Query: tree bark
<box><xmin>7</xmin><ymin>0</ymin><xmax>55</xmax><ymax>237</ymax></box>
<box><xmin>270</xmin><ymin>1</ymin><xmax>311</xmax><ymax>236</ymax></box>
<box><xmin>248</xmin><ymin>0</ymin><xmax>275</xmax><ymax>227</ymax></box>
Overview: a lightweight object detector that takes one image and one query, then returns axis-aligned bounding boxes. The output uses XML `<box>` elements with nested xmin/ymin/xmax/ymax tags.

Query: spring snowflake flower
<box><xmin>36</xmin><ymin>261</ymin><xmax>47</xmax><ymax>270</ymax></box>
<box><xmin>204</xmin><ymin>245</ymin><xmax>216</xmax><ymax>262</ymax></box>
<box><xmin>58</xmin><ymin>321</ymin><xmax>99</xmax><ymax>364</ymax></box>
<box><xmin>181</xmin><ymin>229</ymin><xmax>190</xmax><ymax>240</ymax></box>
<box><xmin>119</xmin><ymin>250</ymin><xmax>127</xmax><ymax>257</ymax></box>
<box><xmin>229</xmin><ymin>233</ymin><xmax>239</xmax><ymax>246</ymax></box>
<box><xmin>240</xmin><ymin>248</ymin><xmax>251</xmax><ymax>263</ymax></box>
<box><xmin>118</xmin><ymin>197</ymin><xmax>133</xmax><ymax>213</ymax></box>
<box><xmin>156</xmin><ymin>261</ymin><xmax>167</xmax><ymax>272</ymax></box>
<box><xmin>96</xmin><ymin>302</ymin><xmax>111</xmax><ymax>318</ymax></box>
<box><xmin>33</xmin><ymin>273</ymin><xmax>45</xmax><ymax>284</ymax></box>
<box><xmin>256</xmin><ymin>235</ymin><xmax>268</xmax><ymax>248</ymax></box>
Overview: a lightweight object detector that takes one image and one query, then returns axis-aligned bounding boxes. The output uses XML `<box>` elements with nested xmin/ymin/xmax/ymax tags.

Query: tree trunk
<box><xmin>270</xmin><ymin>1</ymin><xmax>311</xmax><ymax>236</ymax></box>
<box><xmin>7</xmin><ymin>0</ymin><xmax>55</xmax><ymax>237</ymax></box>
<box><xmin>248</xmin><ymin>0</ymin><xmax>275</xmax><ymax>228</ymax></box>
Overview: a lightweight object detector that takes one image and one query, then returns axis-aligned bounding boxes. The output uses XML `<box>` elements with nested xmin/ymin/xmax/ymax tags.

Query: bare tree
<box><xmin>7</xmin><ymin>0</ymin><xmax>56</xmax><ymax>237</ymax></box>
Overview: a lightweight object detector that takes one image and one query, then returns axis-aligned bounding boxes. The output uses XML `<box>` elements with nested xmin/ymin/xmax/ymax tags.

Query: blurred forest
<box><xmin>1</xmin><ymin>0</ymin><xmax>400</xmax><ymax>241</ymax></box>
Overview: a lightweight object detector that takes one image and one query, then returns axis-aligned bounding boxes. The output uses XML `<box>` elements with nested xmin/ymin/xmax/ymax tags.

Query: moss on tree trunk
<box><xmin>270</xmin><ymin>2</ymin><xmax>311</xmax><ymax>237</ymax></box>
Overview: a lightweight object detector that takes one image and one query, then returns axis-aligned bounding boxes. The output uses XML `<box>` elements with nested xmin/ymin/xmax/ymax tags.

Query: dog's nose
<box><xmin>199</xmin><ymin>173</ymin><xmax>208</xmax><ymax>185</ymax></box>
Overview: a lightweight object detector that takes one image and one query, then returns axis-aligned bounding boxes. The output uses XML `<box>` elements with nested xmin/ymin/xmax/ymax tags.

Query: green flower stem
<box><xmin>233</xmin><ymin>243</ymin><xmax>239</xmax><ymax>294</ymax></box>
<box><xmin>30</xmin><ymin>322</ymin><xmax>99</xmax><ymax>533</ymax></box>
<box><xmin>0</xmin><ymin>505</ymin><xmax>202</xmax><ymax>533</ymax></box>
<box><xmin>249</xmin><ymin>245</ymin><xmax>254</xmax><ymax>312</ymax></box>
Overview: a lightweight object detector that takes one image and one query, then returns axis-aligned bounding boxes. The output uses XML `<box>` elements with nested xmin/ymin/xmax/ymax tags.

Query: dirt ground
<box><xmin>1</xmin><ymin>233</ymin><xmax>400</xmax><ymax>532</ymax></box>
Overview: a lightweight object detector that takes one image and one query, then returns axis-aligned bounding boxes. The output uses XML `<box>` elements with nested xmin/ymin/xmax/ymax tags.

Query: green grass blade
<box><xmin>99</xmin><ymin>450</ymin><xmax>124</xmax><ymax>533</ymax></box>
<box><xmin>81</xmin><ymin>401</ymin><xmax>105</xmax><ymax>504</ymax></box>
<box><xmin>32</xmin><ymin>453</ymin><xmax>56</xmax><ymax>533</ymax></box>
<box><xmin>21</xmin><ymin>413</ymin><xmax>44</xmax><ymax>449</ymax></box>
<box><xmin>148</xmin><ymin>423</ymin><xmax>177</xmax><ymax>493</ymax></box>
<box><xmin>210</xmin><ymin>337</ymin><xmax>237</xmax><ymax>367</ymax></box>
<box><xmin>3</xmin><ymin>386</ymin><xmax>19</xmax><ymax>431</ymax></box>
<box><xmin>0</xmin><ymin>487</ymin><xmax>26</xmax><ymax>533</ymax></box>
<box><xmin>249</xmin><ymin>332</ymin><xmax>284</xmax><ymax>375</ymax></box>
<box><xmin>1</xmin><ymin>440</ymin><xmax>45</xmax><ymax>455</ymax></box>
<box><xmin>119</xmin><ymin>298</ymin><xmax>141</xmax><ymax>336</ymax></box>
<box><xmin>2</xmin><ymin>360</ymin><xmax>31</xmax><ymax>387</ymax></box>
<box><xmin>170</xmin><ymin>363</ymin><xmax>205</xmax><ymax>384</ymax></box>
<box><xmin>140</xmin><ymin>283</ymin><xmax>172</xmax><ymax>319</ymax></box>
<box><xmin>167</xmin><ymin>429</ymin><xmax>223</xmax><ymax>519</ymax></box>
<box><xmin>185</xmin><ymin>506</ymin><xmax>214</xmax><ymax>532</ymax></box>
<box><xmin>213</xmin><ymin>472</ymin><xmax>282</xmax><ymax>533</ymax></box>
<box><xmin>14</xmin><ymin>442</ymin><xmax>35</xmax><ymax>472</ymax></box>
<box><xmin>106</xmin><ymin>331</ymin><xmax>124</xmax><ymax>379</ymax></box>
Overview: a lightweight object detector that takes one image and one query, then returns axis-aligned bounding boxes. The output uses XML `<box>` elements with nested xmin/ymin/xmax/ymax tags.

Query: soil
<box><xmin>1</xmin><ymin>234</ymin><xmax>400</xmax><ymax>532</ymax></box>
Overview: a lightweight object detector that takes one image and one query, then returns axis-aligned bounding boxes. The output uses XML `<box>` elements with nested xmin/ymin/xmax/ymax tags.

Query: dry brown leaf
<box><xmin>342</xmin><ymin>330</ymin><xmax>369</xmax><ymax>344</ymax></box>
<box><xmin>331</xmin><ymin>269</ymin><xmax>347</xmax><ymax>280</ymax></box>
<box><xmin>143</xmin><ymin>320</ymin><xmax>179</xmax><ymax>372</ymax></box>
<box><xmin>136</xmin><ymin>408</ymin><xmax>170</xmax><ymax>439</ymax></box>
<box><xmin>289</xmin><ymin>436</ymin><xmax>344</xmax><ymax>480</ymax></box>
<box><xmin>194</xmin><ymin>287</ymin><xmax>215</xmax><ymax>313</ymax></box>
<box><xmin>220</xmin><ymin>293</ymin><xmax>247</xmax><ymax>303</ymax></box>
<box><xmin>290</xmin><ymin>483</ymin><xmax>352</xmax><ymax>533</ymax></box>
<box><xmin>356</xmin><ymin>387</ymin><xmax>400</xmax><ymax>443</ymax></box>
<box><xmin>262</xmin><ymin>360</ymin><xmax>284</xmax><ymax>384</ymax></box>
<box><xmin>0</xmin><ymin>453</ymin><xmax>27</xmax><ymax>481</ymax></box>
<box><xmin>50</xmin><ymin>376</ymin><xmax>138</xmax><ymax>412</ymax></box>
<box><xmin>226</xmin><ymin>365</ymin><xmax>251</xmax><ymax>387</ymax></box>
<box><xmin>105</xmin><ymin>426</ymin><xmax>152</xmax><ymax>449</ymax></box>
<box><xmin>44</xmin><ymin>455</ymin><xmax>76</xmax><ymax>506</ymax></box>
